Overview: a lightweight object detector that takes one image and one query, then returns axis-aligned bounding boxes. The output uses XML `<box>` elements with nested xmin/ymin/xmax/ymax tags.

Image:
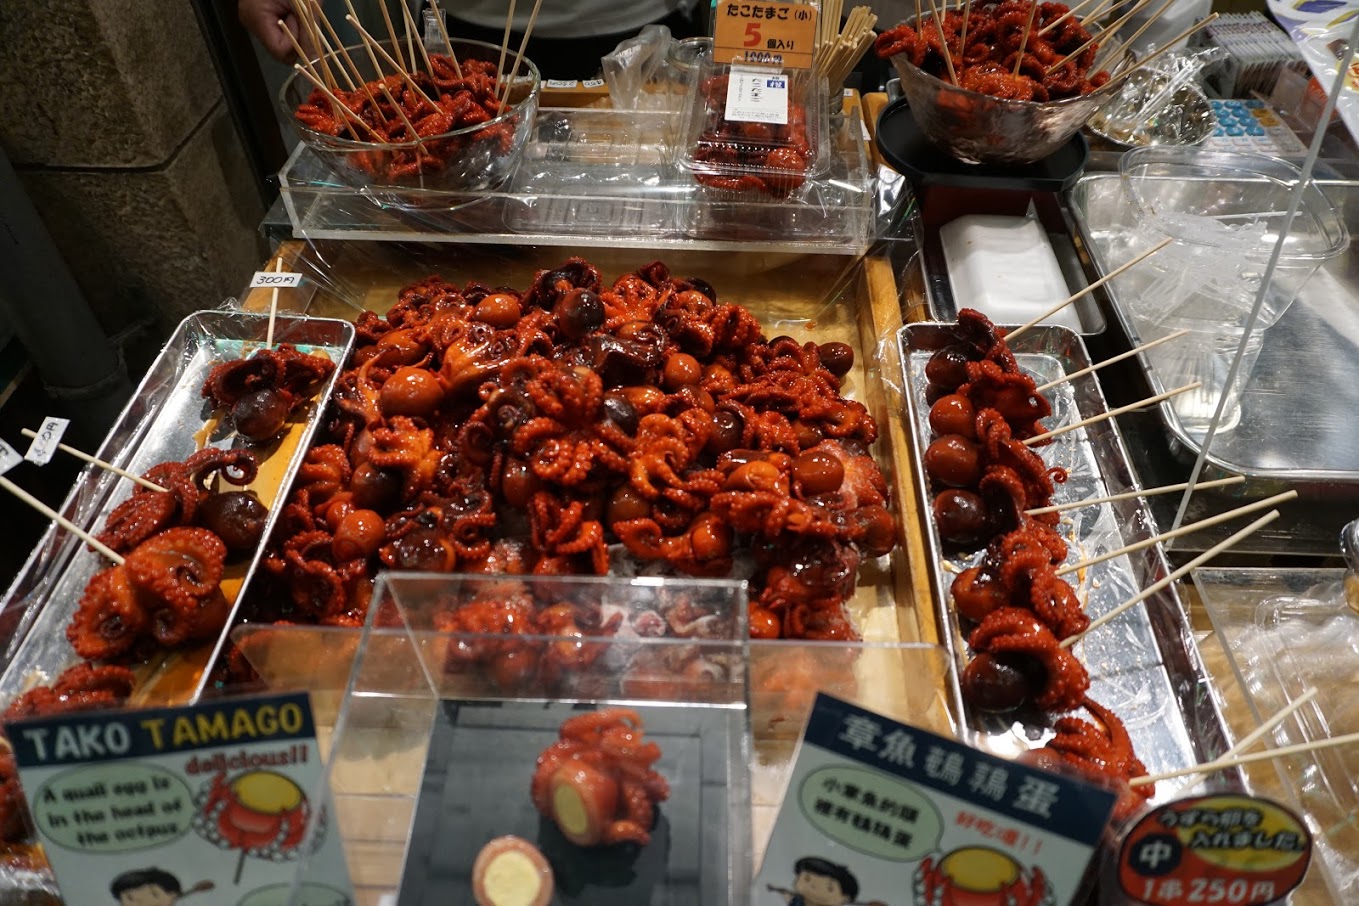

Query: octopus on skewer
<box><xmin>97</xmin><ymin>447</ymin><xmax>264</xmax><ymax>558</ymax></box>
<box><xmin>246</xmin><ymin>258</ymin><xmax>898</xmax><ymax>643</ymax></box>
<box><xmin>1024</xmin><ymin>696</ymin><xmax>1155</xmax><ymax>819</ymax></box>
<box><xmin>293</xmin><ymin>55</ymin><xmax>522</xmax><ymax>182</ymax></box>
<box><xmin>67</xmin><ymin>527</ymin><xmax>230</xmax><ymax>661</ymax></box>
<box><xmin>202</xmin><ymin>342</ymin><xmax>335</xmax><ymax>442</ymax></box>
<box><xmin>923</xmin><ymin>309</ymin><xmax>1064</xmax><ymax>550</ymax></box>
<box><xmin>531</xmin><ymin>709</ymin><xmax>669</xmax><ymax>848</ymax></box>
<box><xmin>922</xmin><ymin>310</ymin><xmax>1160</xmax><ymax>817</ymax></box>
<box><xmin>874</xmin><ymin>1</ymin><xmax>1112</xmax><ymax>102</ymax></box>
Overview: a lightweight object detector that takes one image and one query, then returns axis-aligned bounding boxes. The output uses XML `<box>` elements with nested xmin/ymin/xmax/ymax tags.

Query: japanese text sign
<box><xmin>7</xmin><ymin>691</ymin><xmax>354</xmax><ymax>906</ymax></box>
<box><xmin>1118</xmin><ymin>795</ymin><xmax>1312</xmax><ymax>906</ymax></box>
<box><xmin>714</xmin><ymin>0</ymin><xmax>817</xmax><ymax>70</ymax></box>
<box><xmin>754</xmin><ymin>694</ymin><xmax>1116</xmax><ymax>906</ymax></box>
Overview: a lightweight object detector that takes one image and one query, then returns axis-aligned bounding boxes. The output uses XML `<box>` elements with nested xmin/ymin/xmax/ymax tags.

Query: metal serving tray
<box><xmin>1068</xmin><ymin>172</ymin><xmax>1359</xmax><ymax>483</ymax></box>
<box><xmin>0</xmin><ymin>310</ymin><xmax>354</xmax><ymax>705</ymax></box>
<box><xmin>899</xmin><ymin>323</ymin><xmax>1232</xmax><ymax>796</ymax></box>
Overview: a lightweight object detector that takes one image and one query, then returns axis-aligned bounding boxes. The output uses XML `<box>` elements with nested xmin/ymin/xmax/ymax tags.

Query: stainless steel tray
<box><xmin>1068</xmin><ymin>172</ymin><xmax>1359</xmax><ymax>483</ymax></box>
<box><xmin>899</xmin><ymin>322</ymin><xmax>1232</xmax><ymax>796</ymax></box>
<box><xmin>0</xmin><ymin>310</ymin><xmax>354</xmax><ymax>705</ymax></box>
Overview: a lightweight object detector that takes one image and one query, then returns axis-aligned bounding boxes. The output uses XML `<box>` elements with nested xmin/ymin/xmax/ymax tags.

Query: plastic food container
<box><xmin>279</xmin><ymin>38</ymin><xmax>540</xmax><ymax>192</ymax></box>
<box><xmin>1119</xmin><ymin>148</ymin><xmax>1348</xmax><ymax>329</ymax></box>
<box><xmin>677</xmin><ymin>59</ymin><xmax>829</xmax><ymax>200</ymax></box>
<box><xmin>1116</xmin><ymin>148</ymin><xmax>1348</xmax><ymax>434</ymax></box>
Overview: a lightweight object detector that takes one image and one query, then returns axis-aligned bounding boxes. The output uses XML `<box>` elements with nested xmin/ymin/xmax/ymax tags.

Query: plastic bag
<box><xmin>602</xmin><ymin>24</ymin><xmax>677</xmax><ymax>111</ymax></box>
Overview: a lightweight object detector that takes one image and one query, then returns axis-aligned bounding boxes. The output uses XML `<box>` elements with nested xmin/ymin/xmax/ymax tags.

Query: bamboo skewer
<box><xmin>1006</xmin><ymin>238</ymin><xmax>1173</xmax><ymax>342</ymax></box>
<box><xmin>1082</xmin><ymin>0</ymin><xmax>1139</xmax><ymax>26</ymax></box>
<box><xmin>817</xmin><ymin>6</ymin><xmax>878</xmax><ymax>87</ymax></box>
<box><xmin>1055</xmin><ymin>490</ymin><xmax>1298</xmax><ymax>578</ymax></box>
<box><xmin>1033</xmin><ymin>329</ymin><xmax>1189</xmax><ymax>393</ymax></box>
<box><xmin>294</xmin><ymin>0</ymin><xmax>333</xmax><ymax>88</ymax></box>
<box><xmin>1164</xmin><ymin>688</ymin><xmax>1321</xmax><ymax>788</ymax></box>
<box><xmin>1131</xmin><ymin>722</ymin><xmax>1359</xmax><ymax>788</ymax></box>
<box><xmin>345</xmin><ymin>9</ymin><xmax>437</xmax><ymax>109</ymax></box>
<box><xmin>1114</xmin><ymin>12</ymin><xmax>1219</xmax><ymax>82</ymax></box>
<box><xmin>265</xmin><ymin>257</ymin><xmax>284</xmax><ymax>349</ymax></box>
<box><xmin>495</xmin><ymin>0</ymin><xmax>520</xmax><ymax>100</ymax></box>
<box><xmin>500</xmin><ymin>0</ymin><xmax>546</xmax><ymax>108</ymax></box>
<box><xmin>285</xmin><ymin>7</ymin><xmax>342</xmax><ymax>121</ymax></box>
<box><xmin>293</xmin><ymin>65</ymin><xmax>387</xmax><ymax>140</ymax></box>
<box><xmin>1023</xmin><ymin>382</ymin><xmax>1200</xmax><ymax>446</ymax></box>
<box><xmin>1046</xmin><ymin>0</ymin><xmax>1154</xmax><ymax>75</ymax></box>
<box><xmin>1098</xmin><ymin>0</ymin><xmax>1179</xmax><ymax>69</ymax></box>
<box><xmin>959</xmin><ymin>0</ymin><xmax>973</xmax><ymax>59</ymax></box>
<box><xmin>1038</xmin><ymin>0</ymin><xmax>1103</xmax><ymax>37</ymax></box>
<box><xmin>20</xmin><ymin>429</ymin><xmax>169</xmax><ymax>494</ymax></box>
<box><xmin>924</xmin><ymin>0</ymin><xmax>958</xmax><ymax>84</ymax></box>
<box><xmin>1077</xmin><ymin>0</ymin><xmax>1115</xmax><ymax>24</ymax></box>
<box><xmin>376</xmin><ymin>0</ymin><xmax>408</xmax><ymax>72</ymax></box>
<box><xmin>428</xmin><ymin>0</ymin><xmax>464</xmax><ymax>78</ymax></box>
<box><xmin>1014</xmin><ymin>2</ymin><xmax>1040</xmax><ymax>76</ymax></box>
<box><xmin>1061</xmin><ymin>510</ymin><xmax>1279</xmax><ymax>650</ymax></box>
<box><xmin>402</xmin><ymin>0</ymin><xmax>436</xmax><ymax>77</ymax></box>
<box><xmin>278</xmin><ymin>19</ymin><xmax>322</xmax><ymax>81</ymax></box>
<box><xmin>0</xmin><ymin>474</ymin><xmax>124</xmax><ymax>565</ymax></box>
<box><xmin>311</xmin><ymin>23</ymin><xmax>359</xmax><ymax>91</ymax></box>
<box><xmin>1024</xmin><ymin>475</ymin><xmax>1244</xmax><ymax>516</ymax></box>
<box><xmin>313</xmin><ymin>4</ymin><xmax>375</xmax><ymax>97</ymax></box>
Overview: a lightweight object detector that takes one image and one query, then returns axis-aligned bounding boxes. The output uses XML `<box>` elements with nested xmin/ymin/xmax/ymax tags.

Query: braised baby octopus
<box><xmin>68</xmin><ymin>527</ymin><xmax>229</xmax><ymax>659</ymax></box>
<box><xmin>248</xmin><ymin>259</ymin><xmax>897</xmax><ymax>642</ymax></box>
<box><xmin>97</xmin><ymin>448</ymin><xmax>260</xmax><ymax>556</ymax></box>
<box><xmin>875</xmin><ymin>1</ymin><xmax>1111</xmax><ymax>102</ymax></box>
<box><xmin>202</xmin><ymin>343</ymin><xmax>335</xmax><ymax>442</ymax></box>
<box><xmin>531</xmin><ymin>709</ymin><xmax>670</xmax><ymax>847</ymax></box>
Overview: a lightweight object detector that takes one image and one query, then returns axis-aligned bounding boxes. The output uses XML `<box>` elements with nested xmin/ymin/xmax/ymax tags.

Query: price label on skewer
<box><xmin>713</xmin><ymin>0</ymin><xmax>818</xmax><ymax>70</ymax></box>
<box><xmin>23</xmin><ymin>416</ymin><xmax>70</xmax><ymax>466</ymax></box>
<box><xmin>248</xmin><ymin>271</ymin><xmax>304</xmax><ymax>289</ymax></box>
<box><xmin>0</xmin><ymin>439</ymin><xmax>21</xmax><ymax>476</ymax></box>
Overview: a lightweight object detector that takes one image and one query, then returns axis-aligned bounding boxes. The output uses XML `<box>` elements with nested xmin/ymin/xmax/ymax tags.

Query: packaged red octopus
<box><xmin>678</xmin><ymin>60</ymin><xmax>830</xmax><ymax>200</ymax></box>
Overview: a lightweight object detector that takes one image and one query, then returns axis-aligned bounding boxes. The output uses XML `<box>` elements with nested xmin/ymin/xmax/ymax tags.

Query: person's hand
<box><xmin>238</xmin><ymin>0</ymin><xmax>305</xmax><ymax>62</ymax></box>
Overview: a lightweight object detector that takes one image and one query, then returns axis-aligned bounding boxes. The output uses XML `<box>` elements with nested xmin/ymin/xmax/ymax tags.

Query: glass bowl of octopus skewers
<box><xmin>875</xmin><ymin>4</ymin><xmax>1130</xmax><ymax>165</ymax></box>
<box><xmin>280</xmin><ymin>38</ymin><xmax>540</xmax><ymax>193</ymax></box>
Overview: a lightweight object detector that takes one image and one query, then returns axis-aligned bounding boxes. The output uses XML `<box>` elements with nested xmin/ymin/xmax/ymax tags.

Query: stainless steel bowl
<box><xmin>889</xmin><ymin>45</ymin><xmax>1130</xmax><ymax>165</ymax></box>
<box><xmin>1086</xmin><ymin>68</ymin><xmax>1215</xmax><ymax>149</ymax></box>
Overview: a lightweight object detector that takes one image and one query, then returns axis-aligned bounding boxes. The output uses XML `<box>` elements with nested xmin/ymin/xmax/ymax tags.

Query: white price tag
<box><xmin>0</xmin><ymin>440</ymin><xmax>21</xmax><ymax>476</ymax></box>
<box><xmin>249</xmin><ymin>270</ymin><xmax>304</xmax><ymax>289</ymax></box>
<box><xmin>545</xmin><ymin>79</ymin><xmax>579</xmax><ymax>89</ymax></box>
<box><xmin>582</xmin><ymin>78</ymin><xmax>605</xmax><ymax>88</ymax></box>
<box><xmin>23</xmin><ymin>416</ymin><xmax>69</xmax><ymax>466</ymax></box>
<box><xmin>724</xmin><ymin>66</ymin><xmax>789</xmax><ymax>125</ymax></box>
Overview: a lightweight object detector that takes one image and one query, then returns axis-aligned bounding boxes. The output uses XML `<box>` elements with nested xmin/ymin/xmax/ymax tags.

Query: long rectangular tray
<box><xmin>899</xmin><ymin>322</ymin><xmax>1232</xmax><ymax>794</ymax></box>
<box><xmin>1067</xmin><ymin>172</ymin><xmax>1359</xmax><ymax>484</ymax></box>
<box><xmin>278</xmin><ymin>105</ymin><xmax>873</xmax><ymax>254</ymax></box>
<box><xmin>0</xmin><ymin>310</ymin><xmax>354</xmax><ymax>705</ymax></box>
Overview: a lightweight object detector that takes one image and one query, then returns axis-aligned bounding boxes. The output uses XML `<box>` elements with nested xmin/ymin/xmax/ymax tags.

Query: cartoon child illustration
<box><xmin>110</xmin><ymin>869</ymin><xmax>184</xmax><ymax>906</ymax></box>
<box><xmin>110</xmin><ymin>869</ymin><xmax>213</xmax><ymax>906</ymax></box>
<box><xmin>767</xmin><ymin>856</ymin><xmax>873</xmax><ymax>906</ymax></box>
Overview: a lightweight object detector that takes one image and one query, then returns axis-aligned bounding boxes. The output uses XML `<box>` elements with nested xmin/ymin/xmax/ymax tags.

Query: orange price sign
<box><xmin>713</xmin><ymin>1</ymin><xmax>818</xmax><ymax>70</ymax></box>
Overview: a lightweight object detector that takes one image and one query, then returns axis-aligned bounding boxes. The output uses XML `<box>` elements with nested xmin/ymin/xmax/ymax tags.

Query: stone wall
<box><xmin>0</xmin><ymin>0</ymin><xmax>266</xmax><ymax>337</ymax></box>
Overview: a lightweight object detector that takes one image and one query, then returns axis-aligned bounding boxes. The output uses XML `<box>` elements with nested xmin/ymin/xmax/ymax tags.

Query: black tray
<box><xmin>876</xmin><ymin>97</ymin><xmax>1089</xmax><ymax>192</ymax></box>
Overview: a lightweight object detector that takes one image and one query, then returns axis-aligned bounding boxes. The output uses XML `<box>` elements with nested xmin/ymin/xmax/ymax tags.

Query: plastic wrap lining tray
<box><xmin>1067</xmin><ymin>172</ymin><xmax>1359</xmax><ymax>484</ymax></box>
<box><xmin>898</xmin><ymin>323</ymin><xmax>1231</xmax><ymax>795</ymax></box>
<box><xmin>0</xmin><ymin>311</ymin><xmax>354</xmax><ymax>705</ymax></box>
